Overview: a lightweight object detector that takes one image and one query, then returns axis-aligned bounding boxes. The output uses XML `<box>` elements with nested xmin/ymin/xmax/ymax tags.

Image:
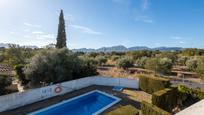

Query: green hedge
<box><xmin>141</xmin><ymin>101</ymin><xmax>171</xmax><ymax>115</ymax></box>
<box><xmin>139</xmin><ymin>75</ymin><xmax>171</xmax><ymax>94</ymax></box>
<box><xmin>152</xmin><ymin>88</ymin><xmax>178</xmax><ymax>112</ymax></box>
<box><xmin>106</xmin><ymin>105</ymin><xmax>139</xmax><ymax>115</ymax></box>
<box><xmin>178</xmin><ymin>85</ymin><xmax>204</xmax><ymax>99</ymax></box>
<box><xmin>0</xmin><ymin>76</ymin><xmax>12</xmax><ymax>95</ymax></box>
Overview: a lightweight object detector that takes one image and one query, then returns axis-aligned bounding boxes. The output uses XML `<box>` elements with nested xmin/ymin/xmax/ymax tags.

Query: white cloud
<box><xmin>24</xmin><ymin>32</ymin><xmax>55</xmax><ymax>41</ymax></box>
<box><xmin>32</xmin><ymin>31</ymin><xmax>44</xmax><ymax>34</ymax></box>
<box><xmin>24</xmin><ymin>35</ymin><xmax>32</xmax><ymax>38</ymax></box>
<box><xmin>141</xmin><ymin>0</ymin><xmax>149</xmax><ymax>11</ymax></box>
<box><xmin>135</xmin><ymin>15</ymin><xmax>153</xmax><ymax>23</ymax></box>
<box><xmin>23</xmin><ymin>22</ymin><xmax>42</xmax><ymax>28</ymax></box>
<box><xmin>179</xmin><ymin>41</ymin><xmax>185</xmax><ymax>44</ymax></box>
<box><xmin>34</xmin><ymin>33</ymin><xmax>55</xmax><ymax>40</ymax></box>
<box><xmin>171</xmin><ymin>36</ymin><xmax>183</xmax><ymax>40</ymax></box>
<box><xmin>170</xmin><ymin>36</ymin><xmax>186</xmax><ymax>44</ymax></box>
<box><xmin>9</xmin><ymin>31</ymin><xmax>16</xmax><ymax>34</ymax></box>
<box><xmin>70</xmin><ymin>25</ymin><xmax>102</xmax><ymax>35</ymax></box>
<box><xmin>40</xmin><ymin>34</ymin><xmax>55</xmax><ymax>39</ymax></box>
<box><xmin>23</xmin><ymin>29</ymin><xmax>30</xmax><ymax>32</ymax></box>
<box><xmin>65</xmin><ymin>14</ymin><xmax>75</xmax><ymax>21</ymax></box>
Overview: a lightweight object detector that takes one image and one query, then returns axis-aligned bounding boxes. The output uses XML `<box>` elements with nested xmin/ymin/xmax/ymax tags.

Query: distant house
<box><xmin>172</xmin><ymin>66</ymin><xmax>197</xmax><ymax>78</ymax></box>
<box><xmin>129</xmin><ymin>68</ymin><xmax>153</xmax><ymax>74</ymax></box>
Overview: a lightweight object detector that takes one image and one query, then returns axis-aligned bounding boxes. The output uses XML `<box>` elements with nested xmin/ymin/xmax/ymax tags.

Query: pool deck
<box><xmin>1</xmin><ymin>85</ymin><xmax>151</xmax><ymax>115</ymax></box>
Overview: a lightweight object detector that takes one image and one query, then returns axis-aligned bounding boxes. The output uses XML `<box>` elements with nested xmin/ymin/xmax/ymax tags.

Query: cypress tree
<box><xmin>56</xmin><ymin>10</ymin><xmax>67</xmax><ymax>48</ymax></box>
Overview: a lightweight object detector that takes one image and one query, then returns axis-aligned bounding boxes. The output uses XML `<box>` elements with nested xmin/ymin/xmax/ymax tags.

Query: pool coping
<box><xmin>28</xmin><ymin>90</ymin><xmax>121</xmax><ymax>115</ymax></box>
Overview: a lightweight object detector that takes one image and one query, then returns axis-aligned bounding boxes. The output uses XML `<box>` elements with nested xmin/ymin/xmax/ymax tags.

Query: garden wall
<box><xmin>0</xmin><ymin>76</ymin><xmax>139</xmax><ymax>112</ymax></box>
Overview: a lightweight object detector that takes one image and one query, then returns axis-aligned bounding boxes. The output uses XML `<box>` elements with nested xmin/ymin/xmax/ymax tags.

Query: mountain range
<box><xmin>72</xmin><ymin>45</ymin><xmax>183</xmax><ymax>52</ymax></box>
<box><xmin>0</xmin><ymin>43</ymin><xmax>184</xmax><ymax>52</ymax></box>
<box><xmin>0</xmin><ymin>43</ymin><xmax>38</xmax><ymax>49</ymax></box>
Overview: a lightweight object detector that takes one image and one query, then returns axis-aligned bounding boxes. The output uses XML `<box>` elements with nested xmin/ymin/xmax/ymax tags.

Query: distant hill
<box><xmin>0</xmin><ymin>43</ymin><xmax>183</xmax><ymax>52</ymax></box>
<box><xmin>0</xmin><ymin>43</ymin><xmax>38</xmax><ymax>49</ymax></box>
<box><xmin>0</xmin><ymin>43</ymin><xmax>9</xmax><ymax>48</ymax></box>
<box><xmin>72</xmin><ymin>45</ymin><xmax>183</xmax><ymax>52</ymax></box>
<box><xmin>152</xmin><ymin>47</ymin><xmax>183</xmax><ymax>51</ymax></box>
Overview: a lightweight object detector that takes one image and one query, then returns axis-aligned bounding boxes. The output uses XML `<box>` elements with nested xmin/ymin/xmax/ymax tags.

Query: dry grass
<box><xmin>122</xmin><ymin>89</ymin><xmax>152</xmax><ymax>103</ymax></box>
<box><xmin>98</xmin><ymin>67</ymin><xmax>139</xmax><ymax>79</ymax></box>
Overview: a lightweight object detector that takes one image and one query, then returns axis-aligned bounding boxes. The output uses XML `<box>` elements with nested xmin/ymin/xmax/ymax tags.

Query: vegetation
<box><xmin>95</xmin><ymin>56</ymin><xmax>107</xmax><ymax>66</ymax></box>
<box><xmin>152</xmin><ymin>88</ymin><xmax>178</xmax><ymax>112</ymax></box>
<box><xmin>0</xmin><ymin>75</ymin><xmax>11</xmax><ymax>95</ymax></box>
<box><xmin>141</xmin><ymin>101</ymin><xmax>170</xmax><ymax>115</ymax></box>
<box><xmin>139</xmin><ymin>75</ymin><xmax>171</xmax><ymax>94</ymax></box>
<box><xmin>56</xmin><ymin>10</ymin><xmax>67</xmax><ymax>48</ymax></box>
<box><xmin>178</xmin><ymin>85</ymin><xmax>204</xmax><ymax>99</ymax></box>
<box><xmin>106</xmin><ymin>105</ymin><xmax>140</xmax><ymax>115</ymax></box>
<box><xmin>14</xmin><ymin>64</ymin><xmax>29</xmax><ymax>85</ymax></box>
<box><xmin>116</xmin><ymin>57</ymin><xmax>134</xmax><ymax>69</ymax></box>
<box><xmin>144</xmin><ymin>58</ymin><xmax>173</xmax><ymax>74</ymax></box>
<box><xmin>24</xmin><ymin>48</ymin><xmax>97</xmax><ymax>87</ymax></box>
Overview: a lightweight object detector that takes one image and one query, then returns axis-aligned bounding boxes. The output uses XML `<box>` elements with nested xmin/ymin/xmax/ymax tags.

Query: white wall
<box><xmin>0</xmin><ymin>76</ymin><xmax>139</xmax><ymax>112</ymax></box>
<box><xmin>176</xmin><ymin>99</ymin><xmax>204</xmax><ymax>115</ymax></box>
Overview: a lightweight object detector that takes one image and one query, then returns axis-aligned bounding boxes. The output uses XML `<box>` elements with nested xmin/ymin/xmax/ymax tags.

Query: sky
<box><xmin>0</xmin><ymin>0</ymin><xmax>204</xmax><ymax>49</ymax></box>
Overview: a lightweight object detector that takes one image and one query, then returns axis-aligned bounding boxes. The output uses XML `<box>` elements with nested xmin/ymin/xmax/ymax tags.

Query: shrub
<box><xmin>195</xmin><ymin>57</ymin><xmax>204</xmax><ymax>78</ymax></box>
<box><xmin>106</xmin><ymin>105</ymin><xmax>140</xmax><ymax>115</ymax></box>
<box><xmin>73</xmin><ymin>57</ymin><xmax>98</xmax><ymax>79</ymax></box>
<box><xmin>177</xmin><ymin>56</ymin><xmax>188</xmax><ymax>66</ymax></box>
<box><xmin>136</xmin><ymin>57</ymin><xmax>148</xmax><ymax>68</ymax></box>
<box><xmin>139</xmin><ymin>75</ymin><xmax>171</xmax><ymax>94</ymax></box>
<box><xmin>178</xmin><ymin>85</ymin><xmax>204</xmax><ymax>99</ymax></box>
<box><xmin>111</xmin><ymin>55</ymin><xmax>120</xmax><ymax>61</ymax></box>
<box><xmin>144</xmin><ymin>58</ymin><xmax>173</xmax><ymax>74</ymax></box>
<box><xmin>14</xmin><ymin>64</ymin><xmax>29</xmax><ymax>85</ymax></box>
<box><xmin>186</xmin><ymin>57</ymin><xmax>198</xmax><ymax>71</ymax></box>
<box><xmin>152</xmin><ymin>88</ymin><xmax>178</xmax><ymax>112</ymax></box>
<box><xmin>95</xmin><ymin>56</ymin><xmax>107</xmax><ymax>66</ymax></box>
<box><xmin>116</xmin><ymin>57</ymin><xmax>134</xmax><ymax>69</ymax></box>
<box><xmin>141</xmin><ymin>101</ymin><xmax>170</xmax><ymax>115</ymax></box>
<box><xmin>0</xmin><ymin>75</ymin><xmax>12</xmax><ymax>95</ymax></box>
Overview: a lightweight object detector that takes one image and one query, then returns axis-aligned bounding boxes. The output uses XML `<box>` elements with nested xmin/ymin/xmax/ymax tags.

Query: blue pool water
<box><xmin>29</xmin><ymin>90</ymin><xmax>120</xmax><ymax>115</ymax></box>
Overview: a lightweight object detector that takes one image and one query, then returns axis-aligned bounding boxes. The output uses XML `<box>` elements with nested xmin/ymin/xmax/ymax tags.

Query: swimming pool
<box><xmin>29</xmin><ymin>90</ymin><xmax>121</xmax><ymax>115</ymax></box>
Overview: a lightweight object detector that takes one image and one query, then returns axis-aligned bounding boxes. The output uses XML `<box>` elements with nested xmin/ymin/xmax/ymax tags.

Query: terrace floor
<box><xmin>1</xmin><ymin>85</ymin><xmax>151</xmax><ymax>115</ymax></box>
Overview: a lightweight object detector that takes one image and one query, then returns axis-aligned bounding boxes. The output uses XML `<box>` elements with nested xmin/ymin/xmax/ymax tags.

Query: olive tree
<box><xmin>95</xmin><ymin>56</ymin><xmax>107</xmax><ymax>66</ymax></box>
<box><xmin>24</xmin><ymin>48</ymin><xmax>97</xmax><ymax>87</ymax></box>
<box><xmin>25</xmin><ymin>48</ymin><xmax>75</xmax><ymax>86</ymax></box>
<box><xmin>116</xmin><ymin>57</ymin><xmax>134</xmax><ymax>69</ymax></box>
<box><xmin>186</xmin><ymin>57</ymin><xmax>198</xmax><ymax>71</ymax></box>
<box><xmin>144</xmin><ymin>58</ymin><xmax>173</xmax><ymax>74</ymax></box>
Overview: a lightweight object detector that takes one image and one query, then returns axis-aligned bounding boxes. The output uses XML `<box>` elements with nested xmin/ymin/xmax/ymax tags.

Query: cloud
<box><xmin>170</xmin><ymin>36</ymin><xmax>186</xmax><ymax>44</ymax></box>
<box><xmin>32</xmin><ymin>31</ymin><xmax>44</xmax><ymax>34</ymax></box>
<box><xmin>179</xmin><ymin>41</ymin><xmax>185</xmax><ymax>44</ymax></box>
<box><xmin>23</xmin><ymin>29</ymin><xmax>30</xmax><ymax>32</ymax></box>
<box><xmin>171</xmin><ymin>36</ymin><xmax>183</xmax><ymax>40</ymax></box>
<box><xmin>135</xmin><ymin>15</ymin><xmax>153</xmax><ymax>23</ymax></box>
<box><xmin>9</xmin><ymin>31</ymin><xmax>16</xmax><ymax>34</ymax></box>
<box><xmin>70</xmin><ymin>25</ymin><xmax>102</xmax><ymax>35</ymax></box>
<box><xmin>24</xmin><ymin>32</ymin><xmax>55</xmax><ymax>40</ymax></box>
<box><xmin>24</xmin><ymin>35</ymin><xmax>32</xmax><ymax>38</ymax></box>
<box><xmin>141</xmin><ymin>0</ymin><xmax>149</xmax><ymax>11</ymax></box>
<box><xmin>40</xmin><ymin>34</ymin><xmax>55</xmax><ymax>39</ymax></box>
<box><xmin>23</xmin><ymin>22</ymin><xmax>42</xmax><ymax>28</ymax></box>
<box><xmin>64</xmin><ymin>14</ymin><xmax>75</xmax><ymax>22</ymax></box>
